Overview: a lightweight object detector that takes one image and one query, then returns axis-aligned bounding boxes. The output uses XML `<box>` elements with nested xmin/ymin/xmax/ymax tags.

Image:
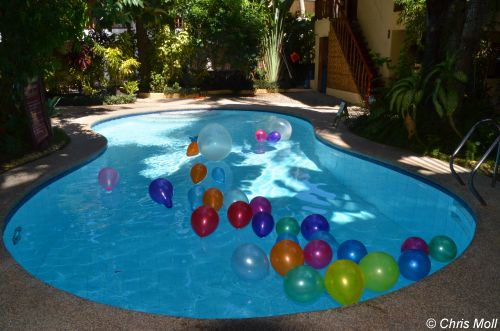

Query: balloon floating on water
<box><xmin>250</xmin><ymin>196</ymin><xmax>272</xmax><ymax>215</ymax></box>
<box><xmin>255</xmin><ymin>129</ymin><xmax>267</xmax><ymax>142</ymax></box>
<box><xmin>301</xmin><ymin>214</ymin><xmax>330</xmax><ymax>240</ymax></box>
<box><xmin>187</xmin><ymin>184</ymin><xmax>205</xmax><ymax>211</ymax></box>
<box><xmin>190</xmin><ymin>163</ymin><xmax>207</xmax><ymax>184</ymax></box>
<box><xmin>270</xmin><ymin>240</ymin><xmax>304</xmax><ymax>276</ymax></box>
<box><xmin>186</xmin><ymin>136</ymin><xmax>199</xmax><ymax>157</ymax></box>
<box><xmin>284</xmin><ymin>265</ymin><xmax>324</xmax><ymax>303</ymax></box>
<box><xmin>227</xmin><ymin>201</ymin><xmax>253</xmax><ymax>229</ymax></box>
<box><xmin>231</xmin><ymin>243</ymin><xmax>269</xmax><ymax>281</ymax></box>
<box><xmin>224</xmin><ymin>189</ymin><xmax>249</xmax><ymax>206</ymax></box>
<box><xmin>191</xmin><ymin>205</ymin><xmax>219</xmax><ymax>237</ymax></box>
<box><xmin>398</xmin><ymin>249</ymin><xmax>431</xmax><ymax>281</ymax></box>
<box><xmin>429</xmin><ymin>235</ymin><xmax>457</xmax><ymax>262</ymax></box>
<box><xmin>252</xmin><ymin>212</ymin><xmax>274</xmax><ymax>238</ymax></box>
<box><xmin>401</xmin><ymin>236</ymin><xmax>429</xmax><ymax>255</ymax></box>
<box><xmin>309</xmin><ymin>231</ymin><xmax>339</xmax><ymax>250</ymax></box>
<box><xmin>148</xmin><ymin>178</ymin><xmax>173</xmax><ymax>208</ymax></box>
<box><xmin>325</xmin><ymin>260</ymin><xmax>364</xmax><ymax>306</ymax></box>
<box><xmin>304</xmin><ymin>239</ymin><xmax>333</xmax><ymax>269</ymax></box>
<box><xmin>276</xmin><ymin>217</ymin><xmax>300</xmax><ymax>236</ymax></box>
<box><xmin>211</xmin><ymin>167</ymin><xmax>225</xmax><ymax>183</ymax></box>
<box><xmin>276</xmin><ymin>233</ymin><xmax>300</xmax><ymax>245</ymax></box>
<box><xmin>98</xmin><ymin>167</ymin><xmax>119</xmax><ymax>191</ymax></box>
<box><xmin>337</xmin><ymin>239</ymin><xmax>367</xmax><ymax>263</ymax></box>
<box><xmin>265</xmin><ymin>116</ymin><xmax>293</xmax><ymax>141</ymax></box>
<box><xmin>198</xmin><ymin>123</ymin><xmax>232</xmax><ymax>161</ymax></box>
<box><xmin>267</xmin><ymin>131</ymin><xmax>281</xmax><ymax>143</ymax></box>
<box><xmin>203</xmin><ymin>187</ymin><xmax>223</xmax><ymax>211</ymax></box>
<box><xmin>359</xmin><ymin>252</ymin><xmax>399</xmax><ymax>292</ymax></box>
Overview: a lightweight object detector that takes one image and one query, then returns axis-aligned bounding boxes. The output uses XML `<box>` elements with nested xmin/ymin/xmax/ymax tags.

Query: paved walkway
<box><xmin>1</xmin><ymin>92</ymin><xmax>499</xmax><ymax>330</ymax></box>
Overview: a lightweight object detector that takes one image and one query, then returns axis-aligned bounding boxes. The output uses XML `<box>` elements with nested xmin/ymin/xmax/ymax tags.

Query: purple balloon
<box><xmin>401</xmin><ymin>237</ymin><xmax>429</xmax><ymax>255</ymax></box>
<box><xmin>250</xmin><ymin>196</ymin><xmax>272</xmax><ymax>215</ymax></box>
<box><xmin>149</xmin><ymin>178</ymin><xmax>173</xmax><ymax>208</ymax></box>
<box><xmin>98</xmin><ymin>167</ymin><xmax>119</xmax><ymax>191</ymax></box>
<box><xmin>304</xmin><ymin>240</ymin><xmax>333</xmax><ymax>269</ymax></box>
<box><xmin>252</xmin><ymin>212</ymin><xmax>274</xmax><ymax>238</ymax></box>
<box><xmin>301</xmin><ymin>214</ymin><xmax>330</xmax><ymax>240</ymax></box>
<box><xmin>267</xmin><ymin>131</ymin><xmax>281</xmax><ymax>143</ymax></box>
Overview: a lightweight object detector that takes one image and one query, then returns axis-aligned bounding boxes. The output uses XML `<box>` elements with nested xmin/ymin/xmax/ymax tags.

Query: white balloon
<box><xmin>264</xmin><ymin>116</ymin><xmax>292</xmax><ymax>141</ymax></box>
<box><xmin>198</xmin><ymin>123</ymin><xmax>233</xmax><ymax>161</ymax></box>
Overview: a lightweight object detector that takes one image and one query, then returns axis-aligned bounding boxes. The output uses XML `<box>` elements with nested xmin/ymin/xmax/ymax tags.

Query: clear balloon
<box><xmin>267</xmin><ymin>131</ymin><xmax>281</xmax><ymax>143</ymax></box>
<box><xmin>401</xmin><ymin>237</ymin><xmax>429</xmax><ymax>255</ymax></box>
<box><xmin>324</xmin><ymin>260</ymin><xmax>364</xmax><ymax>306</ymax></box>
<box><xmin>276</xmin><ymin>217</ymin><xmax>300</xmax><ymax>236</ymax></box>
<box><xmin>98</xmin><ymin>167</ymin><xmax>119</xmax><ymax>191</ymax></box>
<box><xmin>301</xmin><ymin>214</ymin><xmax>330</xmax><ymax>240</ymax></box>
<box><xmin>255</xmin><ymin>129</ymin><xmax>267</xmax><ymax>142</ymax></box>
<box><xmin>198</xmin><ymin>123</ymin><xmax>232</xmax><ymax>161</ymax></box>
<box><xmin>249</xmin><ymin>196</ymin><xmax>272</xmax><ymax>215</ymax></box>
<box><xmin>251</xmin><ymin>212</ymin><xmax>274</xmax><ymax>237</ymax></box>
<box><xmin>304</xmin><ymin>240</ymin><xmax>333</xmax><ymax>269</ymax></box>
<box><xmin>224</xmin><ymin>189</ymin><xmax>249</xmax><ymax>206</ymax></box>
<box><xmin>227</xmin><ymin>201</ymin><xmax>253</xmax><ymax>228</ymax></box>
<box><xmin>337</xmin><ymin>239</ymin><xmax>367</xmax><ymax>263</ymax></box>
<box><xmin>202</xmin><ymin>188</ymin><xmax>223</xmax><ymax>211</ymax></box>
<box><xmin>398</xmin><ymin>249</ymin><xmax>431</xmax><ymax>281</ymax></box>
<box><xmin>270</xmin><ymin>240</ymin><xmax>304</xmax><ymax>276</ymax></box>
<box><xmin>429</xmin><ymin>235</ymin><xmax>457</xmax><ymax>262</ymax></box>
<box><xmin>231</xmin><ymin>243</ymin><xmax>269</xmax><ymax>281</ymax></box>
<box><xmin>187</xmin><ymin>184</ymin><xmax>205</xmax><ymax>211</ymax></box>
<box><xmin>284</xmin><ymin>266</ymin><xmax>324</xmax><ymax>303</ymax></box>
<box><xmin>190</xmin><ymin>163</ymin><xmax>207</xmax><ymax>184</ymax></box>
<box><xmin>211</xmin><ymin>167</ymin><xmax>225</xmax><ymax>183</ymax></box>
<box><xmin>148</xmin><ymin>178</ymin><xmax>173</xmax><ymax>208</ymax></box>
<box><xmin>359</xmin><ymin>252</ymin><xmax>399</xmax><ymax>292</ymax></box>
<box><xmin>264</xmin><ymin>116</ymin><xmax>292</xmax><ymax>141</ymax></box>
<box><xmin>191</xmin><ymin>205</ymin><xmax>219</xmax><ymax>237</ymax></box>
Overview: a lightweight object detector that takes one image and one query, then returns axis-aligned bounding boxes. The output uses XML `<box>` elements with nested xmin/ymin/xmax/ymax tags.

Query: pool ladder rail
<box><xmin>449</xmin><ymin>118</ymin><xmax>500</xmax><ymax>206</ymax></box>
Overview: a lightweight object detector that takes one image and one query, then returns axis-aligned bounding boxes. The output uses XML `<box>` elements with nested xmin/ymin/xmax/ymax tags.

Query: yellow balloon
<box><xmin>324</xmin><ymin>260</ymin><xmax>364</xmax><ymax>306</ymax></box>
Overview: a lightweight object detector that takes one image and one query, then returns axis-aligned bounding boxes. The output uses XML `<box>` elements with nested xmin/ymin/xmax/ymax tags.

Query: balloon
<box><xmin>337</xmin><ymin>240</ymin><xmax>367</xmax><ymax>263</ymax></box>
<box><xmin>359</xmin><ymin>252</ymin><xmax>399</xmax><ymax>292</ymax></box>
<box><xmin>284</xmin><ymin>266</ymin><xmax>324</xmax><ymax>303</ymax></box>
<box><xmin>301</xmin><ymin>214</ymin><xmax>330</xmax><ymax>240</ymax></box>
<box><xmin>264</xmin><ymin>117</ymin><xmax>293</xmax><ymax>141</ymax></box>
<box><xmin>276</xmin><ymin>233</ymin><xmax>299</xmax><ymax>245</ymax></box>
<box><xmin>267</xmin><ymin>131</ymin><xmax>281</xmax><ymax>143</ymax></box>
<box><xmin>190</xmin><ymin>163</ymin><xmax>207</xmax><ymax>184</ymax></box>
<box><xmin>324</xmin><ymin>260</ymin><xmax>364</xmax><ymax>306</ymax></box>
<box><xmin>401</xmin><ymin>237</ymin><xmax>429</xmax><ymax>255</ymax></box>
<box><xmin>398</xmin><ymin>249</ymin><xmax>431</xmax><ymax>281</ymax></box>
<box><xmin>148</xmin><ymin>178</ymin><xmax>173</xmax><ymax>208</ymax></box>
<box><xmin>186</xmin><ymin>141</ymin><xmax>199</xmax><ymax>156</ymax></box>
<box><xmin>191</xmin><ymin>205</ymin><xmax>219</xmax><ymax>237</ymax></box>
<box><xmin>187</xmin><ymin>184</ymin><xmax>205</xmax><ymax>210</ymax></box>
<box><xmin>429</xmin><ymin>235</ymin><xmax>457</xmax><ymax>262</ymax></box>
<box><xmin>198</xmin><ymin>123</ymin><xmax>232</xmax><ymax>161</ymax></box>
<box><xmin>249</xmin><ymin>196</ymin><xmax>272</xmax><ymax>215</ymax></box>
<box><xmin>304</xmin><ymin>240</ymin><xmax>333</xmax><ymax>269</ymax></box>
<box><xmin>227</xmin><ymin>201</ymin><xmax>253</xmax><ymax>228</ymax></box>
<box><xmin>231</xmin><ymin>243</ymin><xmax>269</xmax><ymax>281</ymax></box>
<box><xmin>309</xmin><ymin>231</ymin><xmax>340</xmax><ymax>250</ymax></box>
<box><xmin>270</xmin><ymin>240</ymin><xmax>304</xmax><ymax>276</ymax></box>
<box><xmin>276</xmin><ymin>217</ymin><xmax>300</xmax><ymax>236</ymax></box>
<box><xmin>211</xmin><ymin>167</ymin><xmax>225</xmax><ymax>183</ymax></box>
<box><xmin>203</xmin><ymin>187</ymin><xmax>223</xmax><ymax>211</ymax></box>
<box><xmin>98</xmin><ymin>167</ymin><xmax>119</xmax><ymax>191</ymax></box>
<box><xmin>251</xmin><ymin>212</ymin><xmax>274</xmax><ymax>237</ymax></box>
<box><xmin>255</xmin><ymin>129</ymin><xmax>267</xmax><ymax>142</ymax></box>
<box><xmin>224</xmin><ymin>189</ymin><xmax>249</xmax><ymax>206</ymax></box>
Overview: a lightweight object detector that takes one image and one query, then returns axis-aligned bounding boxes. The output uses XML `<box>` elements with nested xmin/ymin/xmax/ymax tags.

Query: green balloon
<box><xmin>359</xmin><ymin>252</ymin><xmax>399</xmax><ymax>292</ymax></box>
<box><xmin>276</xmin><ymin>217</ymin><xmax>300</xmax><ymax>236</ymax></box>
<box><xmin>324</xmin><ymin>260</ymin><xmax>364</xmax><ymax>306</ymax></box>
<box><xmin>429</xmin><ymin>235</ymin><xmax>457</xmax><ymax>262</ymax></box>
<box><xmin>284</xmin><ymin>266</ymin><xmax>324</xmax><ymax>303</ymax></box>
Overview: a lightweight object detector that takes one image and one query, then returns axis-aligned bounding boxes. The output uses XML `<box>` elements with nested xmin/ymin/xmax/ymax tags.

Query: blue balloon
<box><xmin>276</xmin><ymin>233</ymin><xmax>300</xmax><ymax>245</ymax></box>
<box><xmin>231</xmin><ymin>243</ymin><xmax>269</xmax><ymax>281</ymax></box>
<box><xmin>149</xmin><ymin>178</ymin><xmax>173</xmax><ymax>208</ymax></box>
<box><xmin>309</xmin><ymin>231</ymin><xmax>339</xmax><ymax>250</ymax></box>
<box><xmin>211</xmin><ymin>167</ymin><xmax>225</xmax><ymax>183</ymax></box>
<box><xmin>301</xmin><ymin>214</ymin><xmax>329</xmax><ymax>240</ymax></box>
<box><xmin>252</xmin><ymin>212</ymin><xmax>274</xmax><ymax>238</ymax></box>
<box><xmin>267</xmin><ymin>131</ymin><xmax>281</xmax><ymax>143</ymax></box>
<box><xmin>187</xmin><ymin>184</ymin><xmax>205</xmax><ymax>211</ymax></box>
<box><xmin>398</xmin><ymin>249</ymin><xmax>431</xmax><ymax>281</ymax></box>
<box><xmin>337</xmin><ymin>240</ymin><xmax>367</xmax><ymax>263</ymax></box>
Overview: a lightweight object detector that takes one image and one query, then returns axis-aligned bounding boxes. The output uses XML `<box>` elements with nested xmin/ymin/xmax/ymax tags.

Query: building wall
<box><xmin>327</xmin><ymin>29</ymin><xmax>359</xmax><ymax>94</ymax></box>
<box><xmin>311</xmin><ymin>19</ymin><xmax>331</xmax><ymax>90</ymax></box>
<box><xmin>290</xmin><ymin>0</ymin><xmax>316</xmax><ymax>16</ymax></box>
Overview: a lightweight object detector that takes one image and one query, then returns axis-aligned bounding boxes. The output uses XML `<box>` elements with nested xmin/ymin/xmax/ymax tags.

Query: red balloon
<box><xmin>227</xmin><ymin>201</ymin><xmax>253</xmax><ymax>228</ymax></box>
<box><xmin>191</xmin><ymin>205</ymin><xmax>219</xmax><ymax>237</ymax></box>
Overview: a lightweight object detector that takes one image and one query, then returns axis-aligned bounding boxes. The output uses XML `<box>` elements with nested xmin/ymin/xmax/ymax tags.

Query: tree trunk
<box><xmin>135</xmin><ymin>16</ymin><xmax>152</xmax><ymax>92</ymax></box>
<box><xmin>299</xmin><ymin>0</ymin><xmax>305</xmax><ymax>17</ymax></box>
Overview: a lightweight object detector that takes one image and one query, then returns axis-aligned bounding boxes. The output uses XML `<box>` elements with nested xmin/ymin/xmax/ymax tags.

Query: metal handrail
<box><xmin>449</xmin><ymin>118</ymin><xmax>500</xmax><ymax>205</ymax></box>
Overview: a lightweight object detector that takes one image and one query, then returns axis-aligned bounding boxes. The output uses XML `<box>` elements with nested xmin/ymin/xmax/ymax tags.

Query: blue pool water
<box><xmin>4</xmin><ymin>110</ymin><xmax>476</xmax><ymax>318</ymax></box>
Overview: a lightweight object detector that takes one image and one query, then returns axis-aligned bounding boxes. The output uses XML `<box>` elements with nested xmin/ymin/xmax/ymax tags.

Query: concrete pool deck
<box><xmin>1</xmin><ymin>92</ymin><xmax>498</xmax><ymax>330</ymax></box>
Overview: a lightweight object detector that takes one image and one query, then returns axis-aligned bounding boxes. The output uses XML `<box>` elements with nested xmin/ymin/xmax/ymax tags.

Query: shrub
<box><xmin>103</xmin><ymin>94</ymin><xmax>136</xmax><ymax>105</ymax></box>
<box><xmin>122</xmin><ymin>80</ymin><xmax>139</xmax><ymax>95</ymax></box>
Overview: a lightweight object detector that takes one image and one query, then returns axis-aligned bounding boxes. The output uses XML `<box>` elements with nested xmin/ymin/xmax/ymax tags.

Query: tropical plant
<box><xmin>47</xmin><ymin>97</ymin><xmax>63</xmax><ymax>118</ymax></box>
<box><xmin>122</xmin><ymin>81</ymin><xmax>139</xmax><ymax>95</ymax></box>
<box><xmin>93</xmin><ymin>43</ymin><xmax>140</xmax><ymax>88</ymax></box>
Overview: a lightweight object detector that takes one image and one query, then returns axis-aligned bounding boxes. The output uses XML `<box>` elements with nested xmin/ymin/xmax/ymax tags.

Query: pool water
<box><xmin>3</xmin><ymin>110</ymin><xmax>476</xmax><ymax>318</ymax></box>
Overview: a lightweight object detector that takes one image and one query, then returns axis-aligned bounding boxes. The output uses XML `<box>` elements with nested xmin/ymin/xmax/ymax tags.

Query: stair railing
<box><xmin>449</xmin><ymin>118</ymin><xmax>500</xmax><ymax>205</ymax></box>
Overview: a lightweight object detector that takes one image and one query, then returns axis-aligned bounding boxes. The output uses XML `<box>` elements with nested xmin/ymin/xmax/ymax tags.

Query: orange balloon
<box><xmin>190</xmin><ymin>163</ymin><xmax>207</xmax><ymax>184</ymax></box>
<box><xmin>270</xmin><ymin>240</ymin><xmax>304</xmax><ymax>276</ymax></box>
<box><xmin>203</xmin><ymin>188</ymin><xmax>224</xmax><ymax>211</ymax></box>
<box><xmin>187</xmin><ymin>141</ymin><xmax>199</xmax><ymax>156</ymax></box>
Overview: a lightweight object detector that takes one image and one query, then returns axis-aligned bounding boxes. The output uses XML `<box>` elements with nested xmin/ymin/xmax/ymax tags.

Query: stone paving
<box><xmin>0</xmin><ymin>91</ymin><xmax>498</xmax><ymax>330</ymax></box>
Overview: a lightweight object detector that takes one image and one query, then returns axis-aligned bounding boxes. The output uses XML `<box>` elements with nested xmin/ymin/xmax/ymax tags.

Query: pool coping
<box><xmin>1</xmin><ymin>95</ymin><xmax>499</xmax><ymax>330</ymax></box>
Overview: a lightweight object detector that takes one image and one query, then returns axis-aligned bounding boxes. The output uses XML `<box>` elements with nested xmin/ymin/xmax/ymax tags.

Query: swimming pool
<box><xmin>3</xmin><ymin>110</ymin><xmax>476</xmax><ymax>318</ymax></box>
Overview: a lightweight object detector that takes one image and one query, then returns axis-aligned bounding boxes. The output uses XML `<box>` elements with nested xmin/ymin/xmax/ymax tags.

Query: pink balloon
<box><xmin>401</xmin><ymin>237</ymin><xmax>429</xmax><ymax>255</ymax></box>
<box><xmin>249</xmin><ymin>196</ymin><xmax>272</xmax><ymax>215</ymax></box>
<box><xmin>98</xmin><ymin>167</ymin><xmax>119</xmax><ymax>191</ymax></box>
<box><xmin>255</xmin><ymin>129</ymin><xmax>267</xmax><ymax>142</ymax></box>
<box><xmin>304</xmin><ymin>240</ymin><xmax>333</xmax><ymax>269</ymax></box>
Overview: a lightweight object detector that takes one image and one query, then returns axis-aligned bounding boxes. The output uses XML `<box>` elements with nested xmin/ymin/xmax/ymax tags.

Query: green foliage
<box><xmin>47</xmin><ymin>97</ymin><xmax>63</xmax><ymax>118</ymax></box>
<box><xmin>122</xmin><ymin>81</ymin><xmax>139</xmax><ymax>95</ymax></box>
<box><xmin>93</xmin><ymin>43</ymin><xmax>140</xmax><ymax>87</ymax></box>
<box><xmin>163</xmin><ymin>83</ymin><xmax>200</xmax><ymax>95</ymax></box>
<box><xmin>253</xmin><ymin>80</ymin><xmax>280</xmax><ymax>92</ymax></box>
<box><xmin>150</xmin><ymin>72</ymin><xmax>168</xmax><ymax>92</ymax></box>
<box><xmin>283</xmin><ymin>13</ymin><xmax>315</xmax><ymax>64</ymax></box>
<box><xmin>103</xmin><ymin>94</ymin><xmax>137</xmax><ymax>105</ymax></box>
<box><xmin>387</xmin><ymin>72</ymin><xmax>423</xmax><ymax>119</ymax></box>
<box><xmin>154</xmin><ymin>27</ymin><xmax>193</xmax><ymax>85</ymax></box>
